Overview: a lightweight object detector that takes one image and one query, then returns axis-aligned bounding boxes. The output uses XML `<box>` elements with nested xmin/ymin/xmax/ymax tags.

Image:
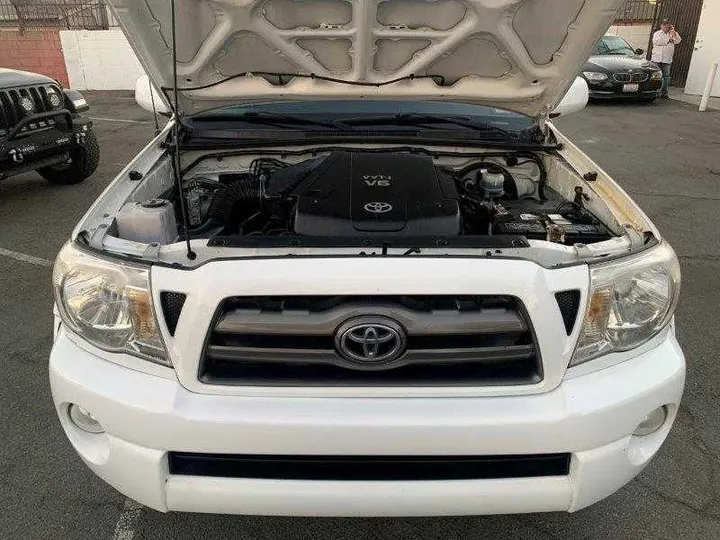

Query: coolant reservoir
<box><xmin>116</xmin><ymin>199</ymin><xmax>177</xmax><ymax>245</ymax></box>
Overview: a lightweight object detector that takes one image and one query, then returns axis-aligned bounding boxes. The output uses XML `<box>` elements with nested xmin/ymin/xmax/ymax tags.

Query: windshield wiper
<box><xmin>192</xmin><ymin>111</ymin><xmax>346</xmax><ymax>130</ymax></box>
<box><xmin>338</xmin><ymin>113</ymin><xmax>528</xmax><ymax>140</ymax></box>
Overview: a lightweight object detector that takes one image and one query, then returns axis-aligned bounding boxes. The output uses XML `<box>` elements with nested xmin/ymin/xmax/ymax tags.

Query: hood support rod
<box><xmin>170</xmin><ymin>0</ymin><xmax>196</xmax><ymax>260</ymax></box>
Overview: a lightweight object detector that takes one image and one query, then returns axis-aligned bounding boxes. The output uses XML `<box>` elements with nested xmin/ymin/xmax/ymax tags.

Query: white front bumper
<box><xmin>50</xmin><ymin>328</ymin><xmax>684</xmax><ymax>516</ymax></box>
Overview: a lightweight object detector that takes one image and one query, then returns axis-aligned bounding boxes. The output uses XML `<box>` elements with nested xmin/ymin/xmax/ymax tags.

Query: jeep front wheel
<box><xmin>38</xmin><ymin>132</ymin><xmax>100</xmax><ymax>185</ymax></box>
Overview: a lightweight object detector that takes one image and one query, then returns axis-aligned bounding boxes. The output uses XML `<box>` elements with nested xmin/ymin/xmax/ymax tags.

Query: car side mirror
<box><xmin>635</xmin><ymin>48</ymin><xmax>645</xmax><ymax>55</ymax></box>
<box><xmin>550</xmin><ymin>77</ymin><xmax>588</xmax><ymax>118</ymax></box>
<box><xmin>134</xmin><ymin>75</ymin><xmax>170</xmax><ymax>115</ymax></box>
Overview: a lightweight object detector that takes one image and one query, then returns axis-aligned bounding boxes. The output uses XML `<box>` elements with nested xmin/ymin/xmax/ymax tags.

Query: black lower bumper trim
<box><xmin>168</xmin><ymin>452</ymin><xmax>571</xmax><ymax>481</ymax></box>
<box><xmin>0</xmin><ymin>151</ymin><xmax>70</xmax><ymax>179</ymax></box>
<box><xmin>589</xmin><ymin>91</ymin><xmax>659</xmax><ymax>99</ymax></box>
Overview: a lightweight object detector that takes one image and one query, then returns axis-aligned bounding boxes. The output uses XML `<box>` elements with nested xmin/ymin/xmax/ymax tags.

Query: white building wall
<box><xmin>59</xmin><ymin>29</ymin><xmax>145</xmax><ymax>90</ymax></box>
<box><xmin>685</xmin><ymin>0</ymin><xmax>720</xmax><ymax>97</ymax></box>
<box><xmin>606</xmin><ymin>24</ymin><xmax>653</xmax><ymax>52</ymax></box>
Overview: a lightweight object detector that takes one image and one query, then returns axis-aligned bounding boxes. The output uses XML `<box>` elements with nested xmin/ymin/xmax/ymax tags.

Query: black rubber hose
<box><xmin>208</xmin><ymin>176</ymin><xmax>264</xmax><ymax>226</ymax></box>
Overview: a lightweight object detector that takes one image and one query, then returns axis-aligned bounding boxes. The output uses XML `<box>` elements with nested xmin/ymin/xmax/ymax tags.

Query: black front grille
<box><xmin>613</xmin><ymin>72</ymin><xmax>631</xmax><ymax>83</ymax></box>
<box><xmin>0</xmin><ymin>84</ymin><xmax>62</xmax><ymax>134</ymax></box>
<box><xmin>612</xmin><ymin>72</ymin><xmax>649</xmax><ymax>83</ymax></box>
<box><xmin>200</xmin><ymin>295</ymin><xmax>542</xmax><ymax>386</ymax></box>
<box><xmin>168</xmin><ymin>452</ymin><xmax>571</xmax><ymax>481</ymax></box>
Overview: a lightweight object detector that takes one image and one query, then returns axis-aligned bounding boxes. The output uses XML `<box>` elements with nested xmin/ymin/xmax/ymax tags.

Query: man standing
<box><xmin>651</xmin><ymin>18</ymin><xmax>681</xmax><ymax>99</ymax></box>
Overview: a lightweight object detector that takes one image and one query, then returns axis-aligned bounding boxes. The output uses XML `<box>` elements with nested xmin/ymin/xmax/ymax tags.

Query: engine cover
<box><xmin>291</xmin><ymin>151</ymin><xmax>460</xmax><ymax>236</ymax></box>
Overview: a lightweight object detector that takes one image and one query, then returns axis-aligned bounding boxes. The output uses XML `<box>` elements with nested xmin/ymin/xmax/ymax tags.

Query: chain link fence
<box><xmin>0</xmin><ymin>0</ymin><xmax>109</xmax><ymax>31</ymax></box>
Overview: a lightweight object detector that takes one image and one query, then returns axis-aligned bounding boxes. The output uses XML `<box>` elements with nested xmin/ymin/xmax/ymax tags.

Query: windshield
<box><xmin>190</xmin><ymin>100</ymin><xmax>536</xmax><ymax>134</ymax></box>
<box><xmin>595</xmin><ymin>36</ymin><xmax>636</xmax><ymax>56</ymax></box>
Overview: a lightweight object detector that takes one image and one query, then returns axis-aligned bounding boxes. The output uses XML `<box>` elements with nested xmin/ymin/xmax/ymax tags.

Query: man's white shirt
<box><xmin>651</xmin><ymin>30</ymin><xmax>681</xmax><ymax>64</ymax></box>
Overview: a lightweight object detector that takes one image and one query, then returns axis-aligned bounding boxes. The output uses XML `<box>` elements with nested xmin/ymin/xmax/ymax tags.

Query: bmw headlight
<box><xmin>583</xmin><ymin>71</ymin><xmax>608</xmax><ymax>82</ymax></box>
<box><xmin>651</xmin><ymin>70</ymin><xmax>663</xmax><ymax>80</ymax></box>
<box><xmin>571</xmin><ymin>242</ymin><xmax>680</xmax><ymax>366</ymax></box>
<box><xmin>52</xmin><ymin>242</ymin><xmax>170</xmax><ymax>366</ymax></box>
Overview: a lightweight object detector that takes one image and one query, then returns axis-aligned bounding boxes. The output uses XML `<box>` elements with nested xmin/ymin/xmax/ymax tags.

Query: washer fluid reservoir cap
<box><xmin>141</xmin><ymin>198</ymin><xmax>169</xmax><ymax>208</ymax></box>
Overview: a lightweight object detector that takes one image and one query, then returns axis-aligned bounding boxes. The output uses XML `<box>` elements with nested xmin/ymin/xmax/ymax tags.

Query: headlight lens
<box><xmin>583</xmin><ymin>71</ymin><xmax>609</xmax><ymax>82</ymax></box>
<box><xmin>20</xmin><ymin>96</ymin><xmax>35</xmax><ymax>114</ymax></box>
<box><xmin>651</xmin><ymin>70</ymin><xmax>663</xmax><ymax>80</ymax></box>
<box><xmin>52</xmin><ymin>242</ymin><xmax>170</xmax><ymax>366</ymax></box>
<box><xmin>46</xmin><ymin>86</ymin><xmax>63</xmax><ymax>109</ymax></box>
<box><xmin>571</xmin><ymin>242</ymin><xmax>680</xmax><ymax>366</ymax></box>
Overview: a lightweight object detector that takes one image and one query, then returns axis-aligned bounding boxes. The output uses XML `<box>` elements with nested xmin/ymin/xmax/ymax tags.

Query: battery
<box><xmin>494</xmin><ymin>220</ymin><xmax>546</xmax><ymax>238</ymax></box>
<box><xmin>494</xmin><ymin>218</ymin><xmax>609</xmax><ymax>244</ymax></box>
<box><xmin>560</xmin><ymin>223</ymin><xmax>609</xmax><ymax>244</ymax></box>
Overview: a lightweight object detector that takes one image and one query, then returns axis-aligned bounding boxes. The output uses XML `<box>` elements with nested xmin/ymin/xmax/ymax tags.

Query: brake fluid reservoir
<box><xmin>116</xmin><ymin>199</ymin><xmax>177</xmax><ymax>245</ymax></box>
<box><xmin>480</xmin><ymin>170</ymin><xmax>505</xmax><ymax>199</ymax></box>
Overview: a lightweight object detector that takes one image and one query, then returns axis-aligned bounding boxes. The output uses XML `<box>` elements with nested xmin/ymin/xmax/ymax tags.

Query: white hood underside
<box><xmin>110</xmin><ymin>0</ymin><xmax>622</xmax><ymax>118</ymax></box>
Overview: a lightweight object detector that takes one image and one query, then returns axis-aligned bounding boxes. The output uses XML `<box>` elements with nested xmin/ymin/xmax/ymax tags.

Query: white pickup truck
<box><xmin>49</xmin><ymin>0</ymin><xmax>683</xmax><ymax>516</ymax></box>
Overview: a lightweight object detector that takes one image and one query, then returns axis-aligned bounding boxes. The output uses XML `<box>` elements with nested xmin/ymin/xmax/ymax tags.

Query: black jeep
<box><xmin>0</xmin><ymin>68</ymin><xmax>99</xmax><ymax>184</ymax></box>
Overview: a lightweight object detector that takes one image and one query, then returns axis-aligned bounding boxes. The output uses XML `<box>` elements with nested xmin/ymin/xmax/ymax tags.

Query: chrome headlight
<box><xmin>583</xmin><ymin>71</ymin><xmax>608</xmax><ymax>82</ymax></box>
<box><xmin>571</xmin><ymin>242</ymin><xmax>680</xmax><ymax>366</ymax></box>
<box><xmin>651</xmin><ymin>70</ymin><xmax>663</xmax><ymax>80</ymax></box>
<box><xmin>52</xmin><ymin>242</ymin><xmax>170</xmax><ymax>366</ymax></box>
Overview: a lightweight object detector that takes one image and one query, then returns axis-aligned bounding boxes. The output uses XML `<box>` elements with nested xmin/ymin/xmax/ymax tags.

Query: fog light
<box><xmin>68</xmin><ymin>404</ymin><xmax>105</xmax><ymax>434</ymax></box>
<box><xmin>633</xmin><ymin>406</ymin><xmax>668</xmax><ymax>436</ymax></box>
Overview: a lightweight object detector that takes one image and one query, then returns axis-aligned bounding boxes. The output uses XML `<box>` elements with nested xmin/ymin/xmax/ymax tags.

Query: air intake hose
<box><xmin>208</xmin><ymin>176</ymin><xmax>264</xmax><ymax>226</ymax></box>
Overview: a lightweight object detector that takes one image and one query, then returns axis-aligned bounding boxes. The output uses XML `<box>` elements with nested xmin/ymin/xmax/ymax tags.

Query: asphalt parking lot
<box><xmin>1</xmin><ymin>93</ymin><xmax>719</xmax><ymax>540</ymax></box>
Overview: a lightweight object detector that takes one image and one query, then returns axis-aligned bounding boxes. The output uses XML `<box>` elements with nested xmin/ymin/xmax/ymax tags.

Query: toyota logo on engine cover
<box><xmin>364</xmin><ymin>201</ymin><xmax>393</xmax><ymax>214</ymax></box>
<box><xmin>335</xmin><ymin>317</ymin><xmax>406</xmax><ymax>364</ymax></box>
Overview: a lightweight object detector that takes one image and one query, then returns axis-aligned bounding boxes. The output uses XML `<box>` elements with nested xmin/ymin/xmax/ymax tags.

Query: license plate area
<box><xmin>623</xmin><ymin>83</ymin><xmax>639</xmax><ymax>92</ymax></box>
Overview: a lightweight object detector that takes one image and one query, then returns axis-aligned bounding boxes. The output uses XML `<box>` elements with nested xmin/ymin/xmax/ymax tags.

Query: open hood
<box><xmin>110</xmin><ymin>0</ymin><xmax>623</xmax><ymax>119</ymax></box>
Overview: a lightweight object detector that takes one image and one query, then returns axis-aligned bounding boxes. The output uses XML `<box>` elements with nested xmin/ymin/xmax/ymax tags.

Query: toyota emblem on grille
<box><xmin>335</xmin><ymin>317</ymin><xmax>406</xmax><ymax>364</ymax></box>
<box><xmin>364</xmin><ymin>201</ymin><xmax>393</xmax><ymax>214</ymax></box>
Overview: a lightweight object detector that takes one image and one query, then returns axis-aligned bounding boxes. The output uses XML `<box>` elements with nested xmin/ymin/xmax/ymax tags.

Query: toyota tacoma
<box><xmin>49</xmin><ymin>0</ymin><xmax>684</xmax><ymax>516</ymax></box>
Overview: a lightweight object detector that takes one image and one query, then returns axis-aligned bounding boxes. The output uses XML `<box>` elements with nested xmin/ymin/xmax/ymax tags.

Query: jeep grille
<box><xmin>0</xmin><ymin>84</ymin><xmax>63</xmax><ymax>136</ymax></box>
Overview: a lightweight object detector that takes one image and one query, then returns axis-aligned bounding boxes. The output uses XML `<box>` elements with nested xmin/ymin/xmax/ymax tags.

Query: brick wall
<box><xmin>0</xmin><ymin>29</ymin><xmax>70</xmax><ymax>87</ymax></box>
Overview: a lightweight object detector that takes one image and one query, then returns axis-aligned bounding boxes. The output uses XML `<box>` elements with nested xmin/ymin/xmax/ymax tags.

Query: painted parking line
<box><xmin>89</xmin><ymin>116</ymin><xmax>153</xmax><ymax>125</ymax></box>
<box><xmin>0</xmin><ymin>247</ymin><xmax>53</xmax><ymax>267</ymax></box>
<box><xmin>112</xmin><ymin>498</ymin><xmax>144</xmax><ymax>540</ymax></box>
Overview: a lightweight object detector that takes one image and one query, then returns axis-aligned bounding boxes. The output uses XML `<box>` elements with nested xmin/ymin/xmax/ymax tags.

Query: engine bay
<box><xmin>115</xmin><ymin>149</ymin><xmax>615</xmax><ymax>249</ymax></box>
